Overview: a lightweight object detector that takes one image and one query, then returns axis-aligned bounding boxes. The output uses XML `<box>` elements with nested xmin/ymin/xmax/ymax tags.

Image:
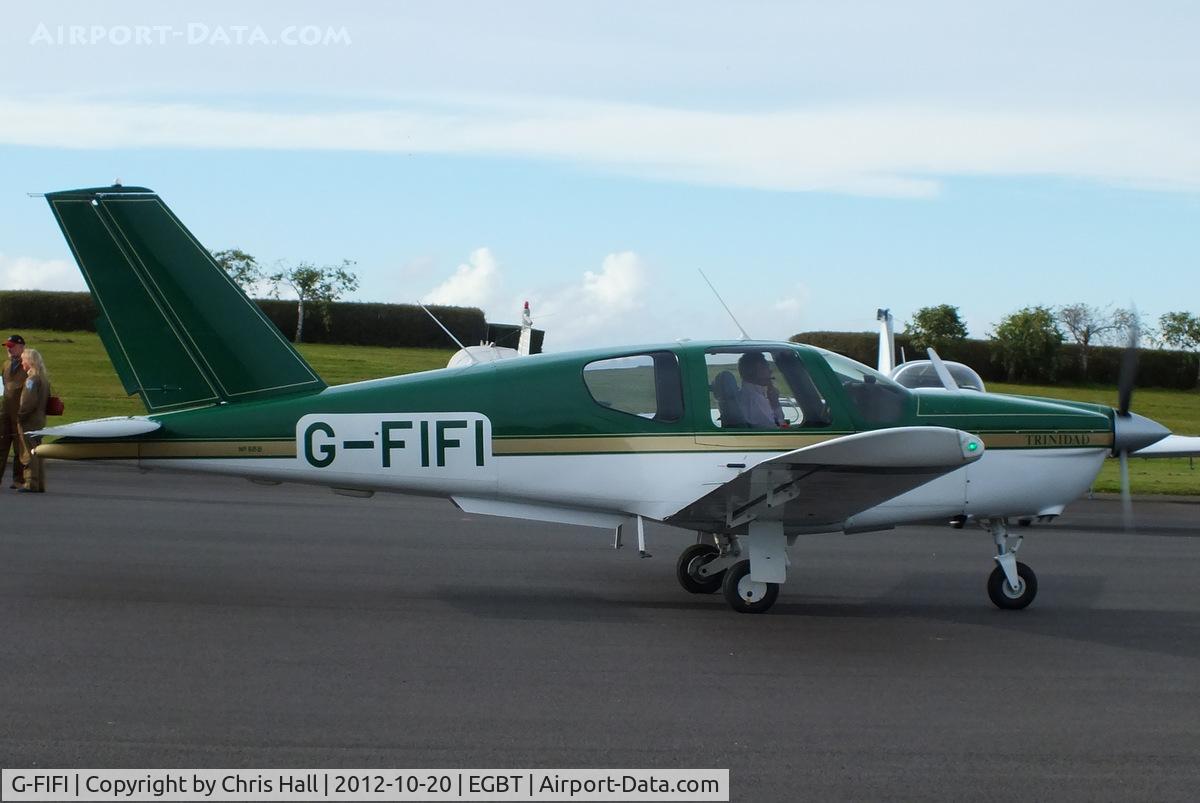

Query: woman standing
<box><xmin>17</xmin><ymin>347</ymin><xmax>49</xmax><ymax>493</ymax></box>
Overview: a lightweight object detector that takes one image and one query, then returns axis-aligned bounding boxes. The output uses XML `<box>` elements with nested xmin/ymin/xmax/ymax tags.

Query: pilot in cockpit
<box><xmin>736</xmin><ymin>352</ymin><xmax>786</xmax><ymax>428</ymax></box>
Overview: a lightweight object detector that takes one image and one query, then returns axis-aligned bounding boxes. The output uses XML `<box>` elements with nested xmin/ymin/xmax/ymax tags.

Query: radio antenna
<box><xmin>418</xmin><ymin>301</ymin><xmax>477</xmax><ymax>364</ymax></box>
<box><xmin>698</xmin><ymin>269</ymin><xmax>751</xmax><ymax>340</ymax></box>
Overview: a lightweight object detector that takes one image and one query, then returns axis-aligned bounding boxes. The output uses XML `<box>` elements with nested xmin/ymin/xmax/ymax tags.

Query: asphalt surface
<box><xmin>2</xmin><ymin>463</ymin><xmax>1199</xmax><ymax>801</ymax></box>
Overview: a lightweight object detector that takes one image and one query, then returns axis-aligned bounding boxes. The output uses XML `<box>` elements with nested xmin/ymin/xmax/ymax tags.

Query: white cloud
<box><xmin>421</xmin><ymin>248</ymin><xmax>650</xmax><ymax>349</ymax></box>
<box><xmin>533</xmin><ymin>251</ymin><xmax>649</xmax><ymax>347</ymax></box>
<box><xmin>581</xmin><ymin>252</ymin><xmax>645</xmax><ymax>310</ymax></box>
<box><xmin>0</xmin><ymin>253</ymin><xmax>86</xmax><ymax>291</ymax></box>
<box><xmin>3</xmin><ymin>95</ymin><xmax>1200</xmax><ymax>197</ymax></box>
<box><xmin>421</xmin><ymin>247</ymin><xmax>500</xmax><ymax>309</ymax></box>
<box><xmin>762</xmin><ymin>284</ymin><xmax>812</xmax><ymax>339</ymax></box>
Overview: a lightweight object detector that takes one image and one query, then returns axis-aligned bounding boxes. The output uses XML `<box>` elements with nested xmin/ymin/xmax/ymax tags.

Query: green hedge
<box><xmin>0</xmin><ymin>290</ymin><xmax>501</xmax><ymax>350</ymax></box>
<box><xmin>255</xmin><ymin>299</ymin><xmax>488</xmax><ymax>348</ymax></box>
<box><xmin>792</xmin><ymin>331</ymin><xmax>1198</xmax><ymax>390</ymax></box>
<box><xmin>0</xmin><ymin>290</ymin><xmax>98</xmax><ymax>332</ymax></box>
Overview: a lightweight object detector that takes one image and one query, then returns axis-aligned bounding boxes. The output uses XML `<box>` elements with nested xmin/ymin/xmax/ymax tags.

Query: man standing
<box><xmin>0</xmin><ymin>334</ymin><xmax>28</xmax><ymax>488</ymax></box>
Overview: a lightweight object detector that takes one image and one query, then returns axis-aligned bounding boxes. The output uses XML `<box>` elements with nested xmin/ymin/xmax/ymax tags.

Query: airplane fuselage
<box><xmin>42</xmin><ymin>341</ymin><xmax>1116</xmax><ymax>534</ymax></box>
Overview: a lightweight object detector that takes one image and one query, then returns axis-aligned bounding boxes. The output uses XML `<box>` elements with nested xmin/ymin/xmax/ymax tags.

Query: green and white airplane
<box><xmin>34</xmin><ymin>185</ymin><xmax>1176</xmax><ymax>614</ymax></box>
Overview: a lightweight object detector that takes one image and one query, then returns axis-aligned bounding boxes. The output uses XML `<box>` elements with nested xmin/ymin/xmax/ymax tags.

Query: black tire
<box><xmin>676</xmin><ymin>543</ymin><xmax>724</xmax><ymax>594</ymax></box>
<box><xmin>987</xmin><ymin>562</ymin><xmax>1038</xmax><ymax>610</ymax></box>
<box><xmin>721</xmin><ymin>560</ymin><xmax>779</xmax><ymax>614</ymax></box>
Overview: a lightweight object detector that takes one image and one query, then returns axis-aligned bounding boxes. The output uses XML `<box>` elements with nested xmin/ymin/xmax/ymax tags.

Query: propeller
<box><xmin>1115</xmin><ymin>316</ymin><xmax>1140</xmax><ymax>531</ymax></box>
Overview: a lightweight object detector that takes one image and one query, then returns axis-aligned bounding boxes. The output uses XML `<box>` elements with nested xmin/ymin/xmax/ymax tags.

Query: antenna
<box><xmin>417</xmin><ymin>301</ymin><xmax>478</xmax><ymax>364</ymax></box>
<box><xmin>698</xmin><ymin>269</ymin><xmax>751</xmax><ymax>340</ymax></box>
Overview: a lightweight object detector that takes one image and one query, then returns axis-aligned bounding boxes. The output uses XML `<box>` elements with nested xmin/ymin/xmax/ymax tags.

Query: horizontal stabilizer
<box><xmin>30</xmin><ymin>416</ymin><xmax>162</xmax><ymax>438</ymax></box>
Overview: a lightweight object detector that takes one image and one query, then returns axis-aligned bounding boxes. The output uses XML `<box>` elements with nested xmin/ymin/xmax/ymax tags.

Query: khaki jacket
<box><xmin>2</xmin><ymin>355</ymin><xmax>27</xmax><ymax>425</ymax></box>
<box><xmin>18</xmin><ymin>374</ymin><xmax>49</xmax><ymax>433</ymax></box>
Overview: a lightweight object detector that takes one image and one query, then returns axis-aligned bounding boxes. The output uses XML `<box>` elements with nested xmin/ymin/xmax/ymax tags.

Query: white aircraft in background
<box><xmin>445</xmin><ymin>301</ymin><xmax>536</xmax><ymax>368</ymax></box>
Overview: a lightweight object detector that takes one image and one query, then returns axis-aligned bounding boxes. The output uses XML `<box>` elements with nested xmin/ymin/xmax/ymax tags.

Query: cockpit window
<box><xmin>583</xmin><ymin>351</ymin><xmax>683</xmax><ymax>422</ymax></box>
<box><xmin>705</xmin><ymin>347</ymin><xmax>831</xmax><ymax>429</ymax></box>
<box><xmin>817</xmin><ymin>349</ymin><xmax>908</xmax><ymax>425</ymax></box>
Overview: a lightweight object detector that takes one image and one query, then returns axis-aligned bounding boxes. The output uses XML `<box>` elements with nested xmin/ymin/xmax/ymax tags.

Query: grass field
<box><xmin>17</xmin><ymin>329</ymin><xmax>1200</xmax><ymax>494</ymax></box>
<box><xmin>987</xmin><ymin>381</ymin><xmax>1200</xmax><ymax>495</ymax></box>
<box><xmin>26</xmin><ymin>329</ymin><xmax>455</xmax><ymax>422</ymax></box>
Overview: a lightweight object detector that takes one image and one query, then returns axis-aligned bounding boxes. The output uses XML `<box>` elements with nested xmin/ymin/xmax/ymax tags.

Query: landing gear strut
<box><xmin>675</xmin><ymin>522</ymin><xmax>788</xmax><ymax>613</ymax></box>
<box><xmin>984</xmin><ymin>518</ymin><xmax>1038</xmax><ymax>609</ymax></box>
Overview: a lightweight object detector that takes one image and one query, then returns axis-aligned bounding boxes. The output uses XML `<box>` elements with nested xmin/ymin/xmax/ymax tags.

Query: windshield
<box><xmin>815</xmin><ymin>348</ymin><xmax>909</xmax><ymax>425</ymax></box>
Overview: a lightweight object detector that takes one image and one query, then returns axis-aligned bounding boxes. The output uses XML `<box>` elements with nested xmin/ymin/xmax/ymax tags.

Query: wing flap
<box><xmin>667</xmin><ymin>427</ymin><xmax>983</xmax><ymax>533</ymax></box>
<box><xmin>453</xmin><ymin>496</ymin><xmax>628</xmax><ymax>530</ymax></box>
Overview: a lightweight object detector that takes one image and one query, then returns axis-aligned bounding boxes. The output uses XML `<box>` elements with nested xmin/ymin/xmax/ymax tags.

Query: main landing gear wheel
<box><xmin>676</xmin><ymin>543</ymin><xmax>724</xmax><ymax>594</ymax></box>
<box><xmin>722</xmin><ymin>560</ymin><xmax>779</xmax><ymax>614</ymax></box>
<box><xmin>987</xmin><ymin>562</ymin><xmax>1038</xmax><ymax>610</ymax></box>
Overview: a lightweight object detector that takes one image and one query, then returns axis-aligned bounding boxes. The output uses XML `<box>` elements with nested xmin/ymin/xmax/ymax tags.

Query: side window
<box><xmin>705</xmin><ymin>348</ymin><xmax>831</xmax><ymax>429</ymax></box>
<box><xmin>583</xmin><ymin>352</ymin><xmax>683</xmax><ymax>422</ymax></box>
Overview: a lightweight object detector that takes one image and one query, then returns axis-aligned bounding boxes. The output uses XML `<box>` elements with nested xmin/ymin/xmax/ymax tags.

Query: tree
<box><xmin>904</xmin><ymin>304</ymin><xmax>969</xmax><ymax>355</ymax></box>
<box><xmin>269</xmin><ymin>260</ymin><xmax>360</xmax><ymax>343</ymax></box>
<box><xmin>1158</xmin><ymin>311</ymin><xmax>1200</xmax><ymax>385</ymax></box>
<box><xmin>1056</xmin><ymin>303</ymin><xmax>1138</xmax><ymax>374</ymax></box>
<box><xmin>990</xmin><ymin>305</ymin><xmax>1063</xmax><ymax>382</ymax></box>
<box><xmin>211</xmin><ymin>248</ymin><xmax>264</xmax><ymax>293</ymax></box>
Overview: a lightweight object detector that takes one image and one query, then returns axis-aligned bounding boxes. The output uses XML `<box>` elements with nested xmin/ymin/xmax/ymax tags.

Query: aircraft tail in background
<box><xmin>876</xmin><ymin>308</ymin><xmax>895</xmax><ymax>373</ymax></box>
<box><xmin>45</xmin><ymin>185</ymin><xmax>325</xmax><ymax>413</ymax></box>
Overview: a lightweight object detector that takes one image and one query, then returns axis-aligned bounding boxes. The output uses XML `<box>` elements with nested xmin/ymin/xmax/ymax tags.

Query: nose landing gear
<box><xmin>984</xmin><ymin>518</ymin><xmax>1038</xmax><ymax>609</ymax></box>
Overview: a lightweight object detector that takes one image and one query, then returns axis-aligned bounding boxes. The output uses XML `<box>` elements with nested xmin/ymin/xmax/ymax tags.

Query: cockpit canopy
<box><xmin>891</xmin><ymin>360</ymin><xmax>987</xmax><ymax>392</ymax></box>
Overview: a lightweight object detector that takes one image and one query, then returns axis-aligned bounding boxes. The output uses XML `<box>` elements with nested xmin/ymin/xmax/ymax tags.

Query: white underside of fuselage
<box><xmin>131</xmin><ymin>446</ymin><xmax>1107</xmax><ymax>534</ymax></box>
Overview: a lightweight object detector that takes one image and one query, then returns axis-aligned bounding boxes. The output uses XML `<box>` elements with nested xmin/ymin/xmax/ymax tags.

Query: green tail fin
<box><xmin>46</xmin><ymin>185</ymin><xmax>325</xmax><ymax>412</ymax></box>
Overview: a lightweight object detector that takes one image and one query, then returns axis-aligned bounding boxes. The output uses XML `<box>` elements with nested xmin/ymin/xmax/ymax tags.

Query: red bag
<box><xmin>46</xmin><ymin>395</ymin><xmax>65</xmax><ymax>416</ymax></box>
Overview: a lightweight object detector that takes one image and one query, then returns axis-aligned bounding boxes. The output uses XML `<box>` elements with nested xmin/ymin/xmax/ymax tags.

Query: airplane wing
<box><xmin>1133</xmin><ymin>434</ymin><xmax>1200</xmax><ymax>458</ymax></box>
<box><xmin>666</xmin><ymin>426</ymin><xmax>983</xmax><ymax>534</ymax></box>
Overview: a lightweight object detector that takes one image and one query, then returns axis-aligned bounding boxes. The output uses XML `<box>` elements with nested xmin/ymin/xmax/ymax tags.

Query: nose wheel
<box><xmin>984</xmin><ymin>518</ymin><xmax>1038</xmax><ymax>610</ymax></box>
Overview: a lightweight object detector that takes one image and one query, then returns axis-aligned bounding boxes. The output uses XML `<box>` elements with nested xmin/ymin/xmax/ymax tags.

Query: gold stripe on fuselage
<box><xmin>36</xmin><ymin>440</ymin><xmax>296</xmax><ymax>460</ymax></box>
<box><xmin>492</xmin><ymin>433</ymin><xmax>839</xmax><ymax>455</ymax></box>
<box><xmin>978</xmin><ymin>431</ymin><xmax>1112</xmax><ymax>449</ymax></box>
<box><xmin>35</xmin><ymin>429</ymin><xmax>1113</xmax><ymax>462</ymax></box>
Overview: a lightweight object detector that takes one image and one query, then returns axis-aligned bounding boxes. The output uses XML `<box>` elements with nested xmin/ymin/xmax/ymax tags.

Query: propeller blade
<box><xmin>1119</xmin><ymin>449</ymin><xmax>1134</xmax><ymax>532</ymax></box>
<box><xmin>1117</xmin><ymin>315</ymin><xmax>1140</xmax><ymax>417</ymax></box>
<box><xmin>926</xmin><ymin>348</ymin><xmax>959</xmax><ymax>392</ymax></box>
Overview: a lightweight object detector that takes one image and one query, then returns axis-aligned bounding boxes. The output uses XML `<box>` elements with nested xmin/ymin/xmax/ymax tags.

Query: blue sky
<box><xmin>2</xmin><ymin>1</ymin><xmax>1198</xmax><ymax>349</ymax></box>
